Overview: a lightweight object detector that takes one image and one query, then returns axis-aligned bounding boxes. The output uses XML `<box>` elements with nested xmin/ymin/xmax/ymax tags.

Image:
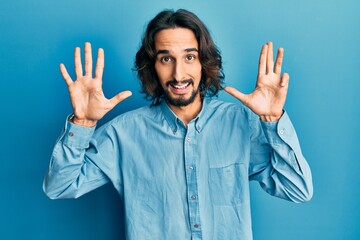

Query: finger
<box><xmin>224</xmin><ymin>86</ymin><xmax>248</xmax><ymax>105</ymax></box>
<box><xmin>266</xmin><ymin>42</ymin><xmax>274</xmax><ymax>74</ymax></box>
<box><xmin>84</xmin><ymin>42</ymin><xmax>93</xmax><ymax>76</ymax></box>
<box><xmin>60</xmin><ymin>63</ymin><xmax>73</xmax><ymax>86</ymax></box>
<box><xmin>109</xmin><ymin>90</ymin><xmax>132</xmax><ymax>107</ymax></box>
<box><xmin>274</xmin><ymin>48</ymin><xmax>284</xmax><ymax>75</ymax></box>
<box><xmin>74</xmin><ymin>47</ymin><xmax>83</xmax><ymax>77</ymax></box>
<box><xmin>95</xmin><ymin>48</ymin><xmax>104</xmax><ymax>79</ymax></box>
<box><xmin>280</xmin><ymin>72</ymin><xmax>290</xmax><ymax>87</ymax></box>
<box><xmin>258</xmin><ymin>44</ymin><xmax>268</xmax><ymax>76</ymax></box>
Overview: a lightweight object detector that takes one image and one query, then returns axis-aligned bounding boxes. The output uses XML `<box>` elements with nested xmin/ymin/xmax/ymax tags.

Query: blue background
<box><xmin>0</xmin><ymin>0</ymin><xmax>359</xmax><ymax>239</ymax></box>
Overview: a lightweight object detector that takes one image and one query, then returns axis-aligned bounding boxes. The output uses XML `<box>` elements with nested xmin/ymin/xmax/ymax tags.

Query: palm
<box><xmin>245</xmin><ymin>72</ymin><xmax>287</xmax><ymax>116</ymax></box>
<box><xmin>68</xmin><ymin>77</ymin><xmax>110</xmax><ymax>121</ymax></box>
<box><xmin>225</xmin><ymin>42</ymin><xmax>289</xmax><ymax>122</ymax></box>
<box><xmin>60</xmin><ymin>43</ymin><xmax>132</xmax><ymax>126</ymax></box>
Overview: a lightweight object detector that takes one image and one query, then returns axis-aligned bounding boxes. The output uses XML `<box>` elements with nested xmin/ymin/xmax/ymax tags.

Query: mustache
<box><xmin>166</xmin><ymin>79</ymin><xmax>194</xmax><ymax>87</ymax></box>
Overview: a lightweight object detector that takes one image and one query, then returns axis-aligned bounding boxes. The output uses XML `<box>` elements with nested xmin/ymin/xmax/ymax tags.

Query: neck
<box><xmin>167</xmin><ymin>94</ymin><xmax>202</xmax><ymax>126</ymax></box>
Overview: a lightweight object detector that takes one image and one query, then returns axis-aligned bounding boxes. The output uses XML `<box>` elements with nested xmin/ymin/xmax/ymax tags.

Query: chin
<box><xmin>164</xmin><ymin>90</ymin><xmax>198</xmax><ymax>107</ymax></box>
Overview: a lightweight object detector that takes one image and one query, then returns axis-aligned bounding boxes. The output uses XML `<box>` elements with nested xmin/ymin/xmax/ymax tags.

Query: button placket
<box><xmin>184</xmin><ymin>122</ymin><xmax>202</xmax><ymax>237</ymax></box>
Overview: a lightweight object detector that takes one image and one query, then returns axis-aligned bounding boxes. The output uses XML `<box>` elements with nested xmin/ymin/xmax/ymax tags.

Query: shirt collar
<box><xmin>160</xmin><ymin>98</ymin><xmax>210</xmax><ymax>134</ymax></box>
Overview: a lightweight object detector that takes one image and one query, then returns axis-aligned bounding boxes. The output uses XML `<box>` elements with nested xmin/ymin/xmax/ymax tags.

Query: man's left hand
<box><xmin>225</xmin><ymin>42</ymin><xmax>289</xmax><ymax>122</ymax></box>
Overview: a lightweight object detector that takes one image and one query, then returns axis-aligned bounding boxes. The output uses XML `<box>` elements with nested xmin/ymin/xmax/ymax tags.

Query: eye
<box><xmin>186</xmin><ymin>55</ymin><xmax>196</xmax><ymax>61</ymax></box>
<box><xmin>160</xmin><ymin>56</ymin><xmax>172</xmax><ymax>63</ymax></box>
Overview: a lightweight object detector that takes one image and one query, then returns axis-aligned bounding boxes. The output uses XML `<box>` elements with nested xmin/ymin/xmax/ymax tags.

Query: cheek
<box><xmin>190</xmin><ymin>63</ymin><xmax>202</xmax><ymax>81</ymax></box>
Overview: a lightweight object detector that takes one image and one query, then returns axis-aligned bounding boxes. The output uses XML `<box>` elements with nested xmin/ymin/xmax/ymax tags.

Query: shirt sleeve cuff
<box><xmin>260</xmin><ymin>111</ymin><xmax>295</xmax><ymax>145</ymax></box>
<box><xmin>60</xmin><ymin>115</ymin><xmax>96</xmax><ymax>148</ymax></box>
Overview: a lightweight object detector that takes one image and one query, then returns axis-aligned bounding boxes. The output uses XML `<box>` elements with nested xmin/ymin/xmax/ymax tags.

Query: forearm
<box><xmin>250</xmin><ymin>111</ymin><xmax>313</xmax><ymax>203</ymax></box>
<box><xmin>43</xmin><ymin>120</ymin><xmax>107</xmax><ymax>199</ymax></box>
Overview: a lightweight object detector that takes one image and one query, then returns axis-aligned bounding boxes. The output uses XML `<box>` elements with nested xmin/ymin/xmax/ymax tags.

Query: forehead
<box><xmin>154</xmin><ymin>28</ymin><xmax>198</xmax><ymax>51</ymax></box>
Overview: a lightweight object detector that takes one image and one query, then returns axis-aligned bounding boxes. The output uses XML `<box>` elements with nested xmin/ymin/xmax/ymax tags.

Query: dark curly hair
<box><xmin>135</xmin><ymin>9</ymin><xmax>225</xmax><ymax>105</ymax></box>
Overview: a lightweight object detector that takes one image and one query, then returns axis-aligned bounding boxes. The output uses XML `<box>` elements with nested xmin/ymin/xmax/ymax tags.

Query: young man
<box><xmin>43</xmin><ymin>9</ymin><xmax>313</xmax><ymax>240</ymax></box>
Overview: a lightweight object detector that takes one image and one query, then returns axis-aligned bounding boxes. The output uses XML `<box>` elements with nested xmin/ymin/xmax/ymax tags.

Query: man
<box><xmin>43</xmin><ymin>9</ymin><xmax>313</xmax><ymax>240</ymax></box>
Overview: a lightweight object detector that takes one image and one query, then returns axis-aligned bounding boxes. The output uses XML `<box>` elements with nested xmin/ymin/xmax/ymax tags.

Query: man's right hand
<box><xmin>60</xmin><ymin>42</ymin><xmax>132</xmax><ymax>127</ymax></box>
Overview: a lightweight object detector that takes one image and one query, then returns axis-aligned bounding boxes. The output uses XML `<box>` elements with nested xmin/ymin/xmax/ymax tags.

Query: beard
<box><xmin>163</xmin><ymin>79</ymin><xmax>199</xmax><ymax>107</ymax></box>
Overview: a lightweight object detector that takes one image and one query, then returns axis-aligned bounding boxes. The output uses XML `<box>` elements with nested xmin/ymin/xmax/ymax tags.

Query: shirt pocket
<box><xmin>209</xmin><ymin>163</ymin><xmax>249</xmax><ymax>206</ymax></box>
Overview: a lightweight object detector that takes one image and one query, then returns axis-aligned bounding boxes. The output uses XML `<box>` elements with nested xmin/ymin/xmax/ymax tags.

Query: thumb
<box><xmin>109</xmin><ymin>90</ymin><xmax>132</xmax><ymax>107</ymax></box>
<box><xmin>224</xmin><ymin>86</ymin><xmax>248</xmax><ymax>105</ymax></box>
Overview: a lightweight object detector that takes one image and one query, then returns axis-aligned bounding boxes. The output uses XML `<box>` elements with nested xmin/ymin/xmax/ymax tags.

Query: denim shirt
<box><xmin>43</xmin><ymin>98</ymin><xmax>313</xmax><ymax>240</ymax></box>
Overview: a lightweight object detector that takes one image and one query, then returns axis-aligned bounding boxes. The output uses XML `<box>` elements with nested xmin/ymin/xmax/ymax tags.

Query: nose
<box><xmin>173</xmin><ymin>61</ymin><xmax>186</xmax><ymax>81</ymax></box>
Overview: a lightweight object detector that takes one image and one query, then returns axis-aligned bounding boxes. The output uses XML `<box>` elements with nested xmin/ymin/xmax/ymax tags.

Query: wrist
<box><xmin>259</xmin><ymin>111</ymin><xmax>284</xmax><ymax>122</ymax></box>
<box><xmin>68</xmin><ymin>115</ymin><xmax>97</xmax><ymax>128</ymax></box>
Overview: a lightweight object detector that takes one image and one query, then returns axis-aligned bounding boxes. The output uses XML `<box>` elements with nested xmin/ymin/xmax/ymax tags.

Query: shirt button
<box><xmin>279</xmin><ymin>129</ymin><xmax>285</xmax><ymax>135</ymax></box>
<box><xmin>188</xmin><ymin>165</ymin><xmax>194</xmax><ymax>170</ymax></box>
<box><xmin>191</xmin><ymin>195</ymin><xmax>196</xmax><ymax>200</ymax></box>
<box><xmin>186</xmin><ymin>137</ymin><xmax>191</xmax><ymax>142</ymax></box>
<box><xmin>194</xmin><ymin>224</ymin><xmax>199</xmax><ymax>229</ymax></box>
<box><xmin>69</xmin><ymin>132</ymin><xmax>74</xmax><ymax>137</ymax></box>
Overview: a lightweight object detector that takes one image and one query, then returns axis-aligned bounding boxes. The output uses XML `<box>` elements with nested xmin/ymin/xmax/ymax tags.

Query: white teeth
<box><xmin>173</xmin><ymin>83</ymin><xmax>189</xmax><ymax>89</ymax></box>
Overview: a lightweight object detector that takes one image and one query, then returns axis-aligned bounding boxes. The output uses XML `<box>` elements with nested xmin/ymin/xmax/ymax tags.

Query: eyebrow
<box><xmin>156</xmin><ymin>48</ymin><xmax>198</xmax><ymax>55</ymax></box>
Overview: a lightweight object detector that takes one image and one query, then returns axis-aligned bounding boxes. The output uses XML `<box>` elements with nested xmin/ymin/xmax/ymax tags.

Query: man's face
<box><xmin>154</xmin><ymin>27</ymin><xmax>202</xmax><ymax>107</ymax></box>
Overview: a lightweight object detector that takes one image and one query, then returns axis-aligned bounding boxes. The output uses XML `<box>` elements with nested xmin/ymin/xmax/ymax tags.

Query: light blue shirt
<box><xmin>43</xmin><ymin>98</ymin><xmax>313</xmax><ymax>240</ymax></box>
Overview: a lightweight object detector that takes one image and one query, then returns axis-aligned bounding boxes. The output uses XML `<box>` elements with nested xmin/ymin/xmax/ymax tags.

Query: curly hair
<box><xmin>135</xmin><ymin>9</ymin><xmax>225</xmax><ymax>106</ymax></box>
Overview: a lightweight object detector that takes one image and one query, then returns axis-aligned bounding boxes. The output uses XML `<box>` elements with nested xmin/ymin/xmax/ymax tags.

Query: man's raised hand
<box><xmin>225</xmin><ymin>42</ymin><xmax>289</xmax><ymax>122</ymax></box>
<box><xmin>60</xmin><ymin>42</ymin><xmax>132</xmax><ymax>127</ymax></box>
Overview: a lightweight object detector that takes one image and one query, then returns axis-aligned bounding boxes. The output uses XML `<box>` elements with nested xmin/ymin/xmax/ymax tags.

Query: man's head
<box><xmin>135</xmin><ymin>9</ymin><xmax>224</xmax><ymax>106</ymax></box>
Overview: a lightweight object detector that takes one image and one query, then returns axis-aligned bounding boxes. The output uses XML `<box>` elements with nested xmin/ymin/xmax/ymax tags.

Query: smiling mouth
<box><xmin>171</xmin><ymin>82</ymin><xmax>190</xmax><ymax>89</ymax></box>
<box><xmin>167</xmin><ymin>80</ymin><xmax>193</xmax><ymax>90</ymax></box>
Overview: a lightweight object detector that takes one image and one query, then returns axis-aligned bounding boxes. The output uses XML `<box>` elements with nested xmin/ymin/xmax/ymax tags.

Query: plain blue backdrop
<box><xmin>0</xmin><ymin>0</ymin><xmax>359</xmax><ymax>239</ymax></box>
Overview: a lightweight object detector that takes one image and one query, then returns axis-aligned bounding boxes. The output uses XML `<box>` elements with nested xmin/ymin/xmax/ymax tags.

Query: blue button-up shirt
<box><xmin>43</xmin><ymin>98</ymin><xmax>313</xmax><ymax>240</ymax></box>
